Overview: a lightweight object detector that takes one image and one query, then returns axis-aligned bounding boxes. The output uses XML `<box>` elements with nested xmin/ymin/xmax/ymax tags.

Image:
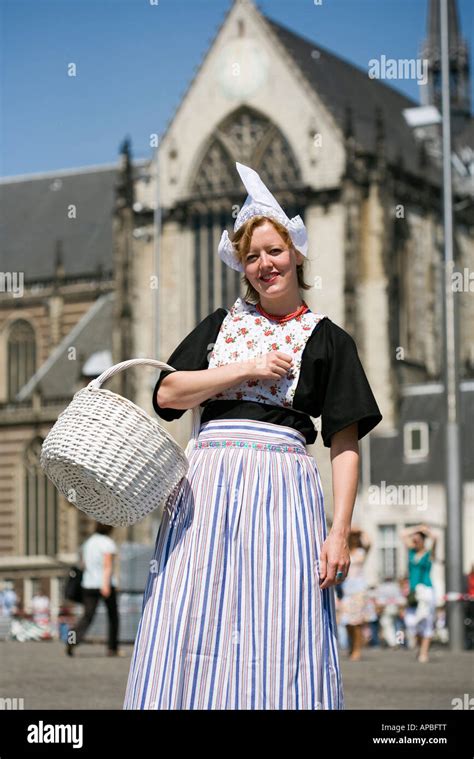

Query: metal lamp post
<box><xmin>439</xmin><ymin>0</ymin><xmax>465</xmax><ymax>652</ymax></box>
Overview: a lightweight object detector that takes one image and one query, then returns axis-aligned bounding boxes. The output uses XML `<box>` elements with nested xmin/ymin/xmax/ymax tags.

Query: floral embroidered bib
<box><xmin>206</xmin><ymin>297</ymin><xmax>327</xmax><ymax>409</ymax></box>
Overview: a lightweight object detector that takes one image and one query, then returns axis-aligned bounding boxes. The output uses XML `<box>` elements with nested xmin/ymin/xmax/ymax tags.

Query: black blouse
<box><xmin>152</xmin><ymin>308</ymin><xmax>382</xmax><ymax>447</ymax></box>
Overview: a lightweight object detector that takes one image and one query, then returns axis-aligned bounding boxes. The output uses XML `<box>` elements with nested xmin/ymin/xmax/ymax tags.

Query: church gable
<box><xmin>158</xmin><ymin>0</ymin><xmax>344</xmax><ymax>210</ymax></box>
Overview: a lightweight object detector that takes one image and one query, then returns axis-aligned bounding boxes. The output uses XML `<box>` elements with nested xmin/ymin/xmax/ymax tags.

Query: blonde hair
<box><xmin>230</xmin><ymin>215</ymin><xmax>312</xmax><ymax>304</ymax></box>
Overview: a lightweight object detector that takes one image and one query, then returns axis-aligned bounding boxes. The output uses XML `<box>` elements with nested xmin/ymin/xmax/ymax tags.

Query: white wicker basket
<box><xmin>40</xmin><ymin>358</ymin><xmax>191</xmax><ymax>528</ymax></box>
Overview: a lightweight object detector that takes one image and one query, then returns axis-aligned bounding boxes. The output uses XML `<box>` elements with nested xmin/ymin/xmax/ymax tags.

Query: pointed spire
<box><xmin>426</xmin><ymin>0</ymin><xmax>462</xmax><ymax>54</ymax></box>
<box><xmin>420</xmin><ymin>0</ymin><xmax>471</xmax><ymax>127</ymax></box>
<box><xmin>115</xmin><ymin>135</ymin><xmax>135</xmax><ymax>210</ymax></box>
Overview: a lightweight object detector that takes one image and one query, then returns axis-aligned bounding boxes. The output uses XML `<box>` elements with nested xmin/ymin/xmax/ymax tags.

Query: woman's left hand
<box><xmin>318</xmin><ymin>530</ymin><xmax>351</xmax><ymax>590</ymax></box>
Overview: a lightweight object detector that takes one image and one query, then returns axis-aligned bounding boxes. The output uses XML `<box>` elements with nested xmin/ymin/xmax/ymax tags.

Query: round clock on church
<box><xmin>215</xmin><ymin>38</ymin><xmax>269</xmax><ymax>99</ymax></box>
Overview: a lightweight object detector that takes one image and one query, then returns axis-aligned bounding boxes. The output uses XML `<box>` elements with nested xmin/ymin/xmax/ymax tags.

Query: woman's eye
<box><xmin>246</xmin><ymin>249</ymin><xmax>281</xmax><ymax>261</ymax></box>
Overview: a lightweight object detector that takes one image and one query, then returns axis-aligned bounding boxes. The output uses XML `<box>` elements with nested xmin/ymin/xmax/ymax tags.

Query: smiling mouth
<box><xmin>259</xmin><ymin>273</ymin><xmax>280</xmax><ymax>283</ymax></box>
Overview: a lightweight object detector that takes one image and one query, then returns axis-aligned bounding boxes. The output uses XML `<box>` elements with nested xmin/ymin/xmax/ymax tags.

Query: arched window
<box><xmin>8</xmin><ymin>319</ymin><xmax>36</xmax><ymax>399</ymax></box>
<box><xmin>24</xmin><ymin>437</ymin><xmax>58</xmax><ymax>556</ymax></box>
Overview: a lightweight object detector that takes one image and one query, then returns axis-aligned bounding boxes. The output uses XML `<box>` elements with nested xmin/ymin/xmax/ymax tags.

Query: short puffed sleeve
<box><xmin>321</xmin><ymin>322</ymin><xmax>382</xmax><ymax>447</ymax></box>
<box><xmin>152</xmin><ymin>308</ymin><xmax>227</xmax><ymax>421</ymax></box>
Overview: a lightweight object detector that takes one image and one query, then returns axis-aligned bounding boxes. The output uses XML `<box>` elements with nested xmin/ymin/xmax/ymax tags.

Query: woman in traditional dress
<box><xmin>123</xmin><ymin>162</ymin><xmax>382</xmax><ymax>710</ymax></box>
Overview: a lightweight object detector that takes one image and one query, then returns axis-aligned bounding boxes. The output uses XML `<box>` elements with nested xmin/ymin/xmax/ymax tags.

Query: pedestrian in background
<box><xmin>339</xmin><ymin>529</ymin><xmax>374</xmax><ymax>661</ymax></box>
<box><xmin>66</xmin><ymin>522</ymin><xmax>121</xmax><ymax>657</ymax></box>
<box><xmin>0</xmin><ymin>580</ymin><xmax>18</xmax><ymax>617</ymax></box>
<box><xmin>376</xmin><ymin>576</ymin><xmax>406</xmax><ymax>649</ymax></box>
<box><xmin>400</xmin><ymin>524</ymin><xmax>437</xmax><ymax>663</ymax></box>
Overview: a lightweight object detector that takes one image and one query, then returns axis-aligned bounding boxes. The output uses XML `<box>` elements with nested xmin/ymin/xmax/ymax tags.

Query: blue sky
<box><xmin>0</xmin><ymin>0</ymin><xmax>472</xmax><ymax>177</ymax></box>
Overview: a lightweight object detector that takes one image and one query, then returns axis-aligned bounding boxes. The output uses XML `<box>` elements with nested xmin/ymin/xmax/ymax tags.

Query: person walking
<box><xmin>400</xmin><ymin>524</ymin><xmax>437</xmax><ymax>663</ymax></box>
<box><xmin>123</xmin><ymin>162</ymin><xmax>382</xmax><ymax>709</ymax></box>
<box><xmin>66</xmin><ymin>522</ymin><xmax>120</xmax><ymax>657</ymax></box>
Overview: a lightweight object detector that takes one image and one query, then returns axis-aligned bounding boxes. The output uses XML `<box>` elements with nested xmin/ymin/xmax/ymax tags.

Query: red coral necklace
<box><xmin>256</xmin><ymin>300</ymin><xmax>309</xmax><ymax>324</ymax></box>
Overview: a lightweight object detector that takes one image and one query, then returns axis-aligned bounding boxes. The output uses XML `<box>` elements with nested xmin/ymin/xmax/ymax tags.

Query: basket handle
<box><xmin>87</xmin><ymin>358</ymin><xmax>177</xmax><ymax>389</ymax></box>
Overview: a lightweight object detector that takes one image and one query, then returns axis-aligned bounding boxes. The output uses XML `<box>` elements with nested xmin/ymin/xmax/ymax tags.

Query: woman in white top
<box><xmin>66</xmin><ymin>521</ymin><xmax>120</xmax><ymax>657</ymax></box>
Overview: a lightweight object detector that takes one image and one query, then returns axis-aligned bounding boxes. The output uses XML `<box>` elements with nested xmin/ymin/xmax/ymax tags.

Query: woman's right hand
<box><xmin>241</xmin><ymin>350</ymin><xmax>294</xmax><ymax>381</ymax></box>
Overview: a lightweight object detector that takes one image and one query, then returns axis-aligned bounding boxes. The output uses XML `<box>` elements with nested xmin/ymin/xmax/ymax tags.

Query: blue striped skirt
<box><xmin>123</xmin><ymin>418</ymin><xmax>345</xmax><ymax>710</ymax></box>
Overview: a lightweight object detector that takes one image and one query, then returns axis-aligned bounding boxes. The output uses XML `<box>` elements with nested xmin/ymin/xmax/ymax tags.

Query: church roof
<box><xmin>0</xmin><ymin>164</ymin><xmax>118</xmax><ymax>282</ymax></box>
<box><xmin>264</xmin><ymin>16</ymin><xmax>445</xmax><ymax>185</ymax></box>
<box><xmin>0</xmin><ymin>159</ymin><xmax>148</xmax><ymax>283</ymax></box>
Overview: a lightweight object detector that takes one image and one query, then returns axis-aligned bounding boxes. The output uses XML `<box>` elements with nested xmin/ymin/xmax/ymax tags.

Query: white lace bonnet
<box><xmin>217</xmin><ymin>162</ymin><xmax>308</xmax><ymax>272</ymax></box>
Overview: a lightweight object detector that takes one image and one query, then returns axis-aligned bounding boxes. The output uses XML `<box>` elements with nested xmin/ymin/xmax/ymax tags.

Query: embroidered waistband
<box><xmin>195</xmin><ymin>418</ymin><xmax>307</xmax><ymax>454</ymax></box>
<box><xmin>195</xmin><ymin>439</ymin><xmax>305</xmax><ymax>453</ymax></box>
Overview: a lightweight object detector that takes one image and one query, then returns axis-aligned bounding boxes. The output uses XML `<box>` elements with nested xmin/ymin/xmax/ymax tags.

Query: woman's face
<box><xmin>243</xmin><ymin>221</ymin><xmax>304</xmax><ymax>298</ymax></box>
<box><xmin>412</xmin><ymin>533</ymin><xmax>424</xmax><ymax>550</ymax></box>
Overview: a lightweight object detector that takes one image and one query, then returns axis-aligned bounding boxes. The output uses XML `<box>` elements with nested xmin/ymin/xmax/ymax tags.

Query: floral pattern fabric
<box><xmin>206</xmin><ymin>297</ymin><xmax>327</xmax><ymax>409</ymax></box>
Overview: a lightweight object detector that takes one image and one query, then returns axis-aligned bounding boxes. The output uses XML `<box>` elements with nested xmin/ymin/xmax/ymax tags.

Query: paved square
<box><xmin>0</xmin><ymin>641</ymin><xmax>471</xmax><ymax>710</ymax></box>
